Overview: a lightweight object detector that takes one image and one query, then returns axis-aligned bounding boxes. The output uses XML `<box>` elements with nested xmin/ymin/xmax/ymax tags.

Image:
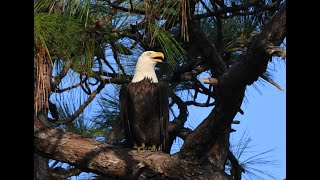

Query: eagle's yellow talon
<box><xmin>137</xmin><ymin>143</ymin><xmax>146</xmax><ymax>152</ymax></box>
<box><xmin>151</xmin><ymin>145</ymin><xmax>157</xmax><ymax>151</ymax></box>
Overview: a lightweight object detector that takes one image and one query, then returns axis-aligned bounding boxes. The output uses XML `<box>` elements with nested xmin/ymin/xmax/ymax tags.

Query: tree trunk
<box><xmin>34</xmin><ymin>154</ymin><xmax>52</xmax><ymax>180</ymax></box>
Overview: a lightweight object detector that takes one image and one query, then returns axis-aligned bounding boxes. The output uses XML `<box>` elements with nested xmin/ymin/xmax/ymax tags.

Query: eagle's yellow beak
<box><xmin>151</xmin><ymin>52</ymin><xmax>164</xmax><ymax>63</ymax></box>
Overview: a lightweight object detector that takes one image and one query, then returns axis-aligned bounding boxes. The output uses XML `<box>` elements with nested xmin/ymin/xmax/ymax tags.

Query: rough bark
<box><xmin>34</xmin><ymin>154</ymin><xmax>53</xmax><ymax>180</ymax></box>
<box><xmin>34</xmin><ymin>117</ymin><xmax>232</xmax><ymax>180</ymax></box>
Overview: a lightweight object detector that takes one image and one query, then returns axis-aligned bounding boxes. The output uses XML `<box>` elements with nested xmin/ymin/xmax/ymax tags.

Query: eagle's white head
<box><xmin>131</xmin><ymin>51</ymin><xmax>164</xmax><ymax>83</ymax></box>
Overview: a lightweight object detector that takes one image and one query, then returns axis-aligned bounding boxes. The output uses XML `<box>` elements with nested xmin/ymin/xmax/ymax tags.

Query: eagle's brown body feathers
<box><xmin>120</xmin><ymin>78</ymin><xmax>169</xmax><ymax>153</ymax></box>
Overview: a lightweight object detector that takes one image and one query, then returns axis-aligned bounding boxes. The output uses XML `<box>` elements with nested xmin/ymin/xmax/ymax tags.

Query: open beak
<box><xmin>151</xmin><ymin>52</ymin><xmax>164</xmax><ymax>63</ymax></box>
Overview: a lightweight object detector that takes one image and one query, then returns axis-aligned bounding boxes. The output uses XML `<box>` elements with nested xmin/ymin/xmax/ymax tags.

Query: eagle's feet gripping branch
<box><xmin>136</xmin><ymin>143</ymin><xmax>160</xmax><ymax>152</ymax></box>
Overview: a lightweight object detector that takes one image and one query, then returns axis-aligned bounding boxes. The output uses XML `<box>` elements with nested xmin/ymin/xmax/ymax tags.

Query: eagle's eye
<box><xmin>147</xmin><ymin>52</ymin><xmax>152</xmax><ymax>56</ymax></box>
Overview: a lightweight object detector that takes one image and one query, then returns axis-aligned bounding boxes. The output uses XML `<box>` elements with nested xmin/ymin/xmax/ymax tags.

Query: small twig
<box><xmin>79</xmin><ymin>75</ymin><xmax>92</xmax><ymax>95</ymax></box>
<box><xmin>232</xmin><ymin>120</ymin><xmax>240</xmax><ymax>124</ymax></box>
<box><xmin>111</xmin><ymin>44</ymin><xmax>127</xmax><ymax>77</ymax></box>
<box><xmin>199</xmin><ymin>0</ymin><xmax>213</xmax><ymax>13</ymax></box>
<box><xmin>55</xmin><ymin>83</ymin><xmax>83</xmax><ymax>93</ymax></box>
<box><xmin>260</xmin><ymin>74</ymin><xmax>284</xmax><ymax>91</ymax></box>
<box><xmin>55</xmin><ymin>81</ymin><xmax>106</xmax><ymax>125</ymax></box>
<box><xmin>101</xmin><ymin>54</ymin><xmax>116</xmax><ymax>74</ymax></box>
<box><xmin>185</xmin><ymin>101</ymin><xmax>215</xmax><ymax>107</ymax></box>
<box><xmin>238</xmin><ymin>108</ymin><xmax>244</xmax><ymax>115</ymax></box>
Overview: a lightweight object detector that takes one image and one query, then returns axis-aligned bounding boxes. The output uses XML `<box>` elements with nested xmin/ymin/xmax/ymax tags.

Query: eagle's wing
<box><xmin>119</xmin><ymin>84</ymin><xmax>132</xmax><ymax>146</ymax></box>
<box><xmin>158</xmin><ymin>81</ymin><xmax>169</xmax><ymax>153</ymax></box>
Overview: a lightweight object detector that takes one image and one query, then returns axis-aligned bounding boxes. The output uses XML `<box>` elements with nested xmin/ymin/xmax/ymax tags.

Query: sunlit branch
<box><xmin>200</xmin><ymin>77</ymin><xmax>219</xmax><ymax>85</ymax></box>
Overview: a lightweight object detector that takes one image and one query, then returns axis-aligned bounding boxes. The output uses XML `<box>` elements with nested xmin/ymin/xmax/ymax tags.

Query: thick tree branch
<box><xmin>34</xmin><ymin>117</ymin><xmax>233</xmax><ymax>179</ymax></box>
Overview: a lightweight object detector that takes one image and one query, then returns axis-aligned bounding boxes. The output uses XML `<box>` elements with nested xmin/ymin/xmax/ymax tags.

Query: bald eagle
<box><xmin>120</xmin><ymin>51</ymin><xmax>169</xmax><ymax>153</ymax></box>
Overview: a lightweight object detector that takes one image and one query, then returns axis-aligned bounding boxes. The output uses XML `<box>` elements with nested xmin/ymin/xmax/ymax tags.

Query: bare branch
<box><xmin>55</xmin><ymin>81</ymin><xmax>106</xmax><ymax>125</ymax></box>
<box><xmin>260</xmin><ymin>74</ymin><xmax>284</xmax><ymax>91</ymax></box>
<box><xmin>199</xmin><ymin>0</ymin><xmax>213</xmax><ymax>13</ymax></box>
<box><xmin>200</xmin><ymin>77</ymin><xmax>219</xmax><ymax>85</ymax></box>
<box><xmin>232</xmin><ymin>120</ymin><xmax>240</xmax><ymax>124</ymax></box>
<box><xmin>54</xmin><ymin>83</ymin><xmax>83</xmax><ymax>93</ymax></box>
<box><xmin>194</xmin><ymin>79</ymin><xmax>215</xmax><ymax>98</ymax></box>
